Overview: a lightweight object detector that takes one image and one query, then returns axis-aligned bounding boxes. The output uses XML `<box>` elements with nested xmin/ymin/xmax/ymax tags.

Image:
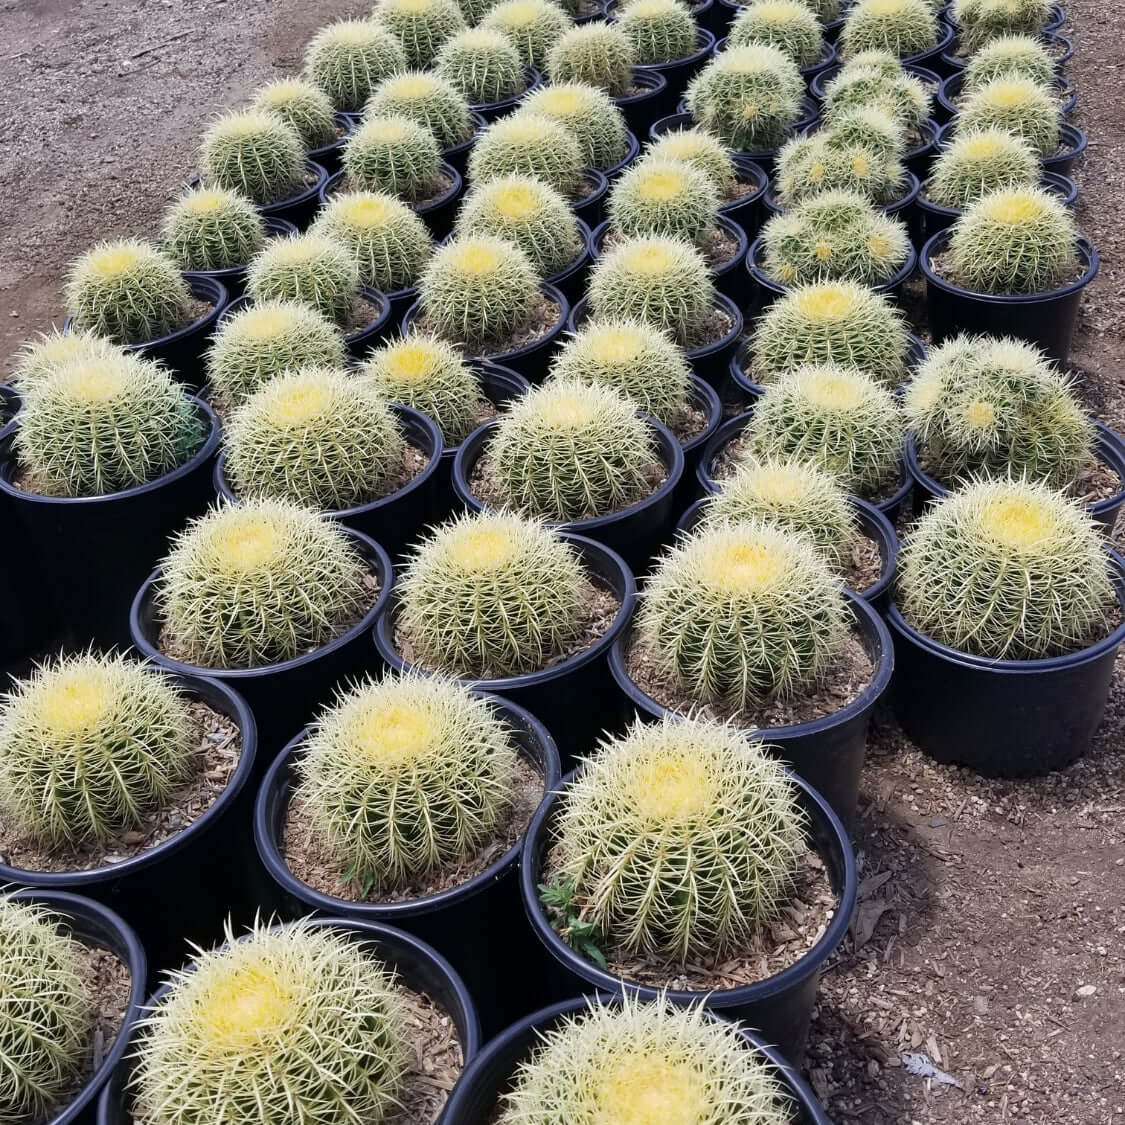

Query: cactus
<box><xmin>131</xmin><ymin>919</ymin><xmax>408</xmax><ymax>1125</ymax></box>
<box><xmin>342</xmin><ymin>114</ymin><xmax>443</xmax><ymax>200</ymax></box>
<box><xmin>206</xmin><ymin>299</ymin><xmax>347</xmax><ymax>407</ymax></box>
<box><xmin>822</xmin><ymin>63</ymin><xmax>932</xmax><ymax>130</ymax></box>
<box><xmin>802</xmin><ymin>0</ymin><xmax>843</xmax><ymax>18</ymax></box>
<box><xmin>751</xmin><ymin>280</ymin><xmax>911</xmax><ymax>386</ymax></box>
<box><xmin>899</xmin><ymin>478</ymin><xmax>1114</xmax><ymax>659</ymax></box>
<box><xmin>303</xmin><ymin>20</ymin><xmax>408</xmax><ymax>112</ymax></box>
<box><xmin>418</xmin><ymin>234</ymin><xmax>539</xmax><ymax>345</ymax></box>
<box><xmin>643</xmin><ymin>126</ymin><xmax>736</xmax><ymax>194</ymax></box>
<box><xmin>744</xmin><ymin>363</ymin><xmax>905</xmax><ymax>493</ymax></box>
<box><xmin>616</xmin><ymin>0</ymin><xmax>697</xmax><ymax>64</ymax></box>
<box><xmin>296</xmin><ymin>674</ymin><xmax>518</xmax><ymax>888</ymax></box>
<box><xmin>480</xmin><ymin>0</ymin><xmax>574</xmax><ymax>69</ymax></box>
<box><xmin>0</xmin><ymin>653</ymin><xmax>197</xmax><ymax>846</ymax></box>
<box><xmin>951</xmin><ymin>0</ymin><xmax>1051</xmax><ymax>53</ymax></box>
<box><xmin>0</xmin><ymin>897</ymin><xmax>93</xmax><ymax>1125</ymax></box>
<box><xmin>435</xmin><ymin>27</ymin><xmax>526</xmax><ymax>102</ymax></box>
<box><xmin>547</xmin><ymin>317</ymin><xmax>692</xmax><ymax>425</ymax></box>
<box><xmin>957</xmin><ymin>76</ymin><xmax>1062</xmax><ymax>157</ymax></box>
<box><xmin>455</xmin><ymin>175</ymin><xmax>583</xmax><ymax>276</ymax></box>
<box><xmin>13</xmin><ymin>351</ymin><xmax>204</xmax><ymax>498</ymax></box>
<box><xmin>468</xmin><ymin>111</ymin><xmax>585</xmax><ymax>196</ymax></box>
<box><xmin>821</xmin><ymin>105</ymin><xmax>906</xmax><ymax>161</ymax></box>
<box><xmin>760</xmin><ymin>189</ymin><xmax>911</xmax><ymax>285</ymax></box>
<box><xmin>521</xmin><ymin>82</ymin><xmax>630</xmax><ymax>171</ymax></box>
<box><xmin>484</xmin><ymin>379</ymin><xmax>656</xmax><ymax>521</ymax></box>
<box><xmin>373</xmin><ymin>0</ymin><xmax>467</xmax><ymax>67</ymax></box>
<box><xmin>245</xmin><ymin>233</ymin><xmax>360</xmax><ymax>325</ymax></box>
<box><xmin>840</xmin><ymin>0</ymin><xmax>938</xmax><ymax>58</ymax></box>
<box><xmin>905</xmin><ymin>334</ymin><xmax>1093</xmax><ymax>487</ymax></box>
<box><xmin>550</xmin><ymin>717</ymin><xmax>805</xmax><ymax>959</ymax></box>
<box><xmin>65</xmin><ymin>239</ymin><xmax>191</xmax><ymax>345</ymax></box>
<box><xmin>365</xmin><ymin>71</ymin><xmax>473</xmax><ymax>147</ymax></box>
<box><xmin>9</xmin><ymin>328</ymin><xmax>120</xmax><ymax>391</ymax></box>
<box><xmin>311</xmin><ymin>190</ymin><xmax>433</xmax><ymax>291</ymax></box>
<box><xmin>638</xmin><ymin>518</ymin><xmax>848</xmax><ymax>707</ymax></box>
<box><xmin>685</xmin><ymin>44</ymin><xmax>804</xmax><ymax>151</ymax></box>
<box><xmin>963</xmin><ymin>33</ymin><xmax>1055</xmax><ymax>88</ymax></box>
<box><xmin>775</xmin><ymin>131</ymin><xmax>906</xmax><ymax>205</ymax></box>
<box><xmin>587</xmin><ymin>235</ymin><xmax>714</xmax><ymax>346</ymax></box>
<box><xmin>398</xmin><ymin>511</ymin><xmax>586</xmax><ymax>677</ymax></box>
<box><xmin>224</xmin><ymin>367</ymin><xmax>406</xmax><ymax>510</ymax></box>
<box><xmin>361</xmin><ymin>333</ymin><xmax>485</xmax><ymax>442</ymax></box>
<box><xmin>156</xmin><ymin>499</ymin><xmax>371</xmax><ymax>669</ymax></box>
<box><xmin>458</xmin><ymin>0</ymin><xmax>507</xmax><ymax>25</ymax></box>
<box><xmin>546</xmin><ymin>23</ymin><xmax>635</xmax><ymax>95</ymax></box>
<box><xmin>947</xmin><ymin>186</ymin><xmax>1080</xmax><ymax>294</ymax></box>
<box><xmin>729</xmin><ymin>0</ymin><xmax>825</xmax><ymax>67</ymax></box>
<box><xmin>609</xmin><ymin>157</ymin><xmax>721</xmax><ymax>244</ymax></box>
<box><xmin>925</xmin><ymin>127</ymin><xmax>1039</xmax><ymax>209</ymax></box>
<box><xmin>199</xmin><ymin>111</ymin><xmax>306</xmax><ymax>205</ymax></box>
<box><xmin>250</xmin><ymin>78</ymin><xmax>338</xmax><ymax>149</ymax></box>
<box><xmin>159</xmin><ymin>187</ymin><xmax>267</xmax><ymax>273</ymax></box>
<box><xmin>838</xmin><ymin>48</ymin><xmax>915</xmax><ymax>75</ymax></box>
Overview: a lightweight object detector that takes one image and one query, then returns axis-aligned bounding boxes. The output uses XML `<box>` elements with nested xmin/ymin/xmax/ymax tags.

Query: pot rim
<box><xmin>590</xmin><ymin>214</ymin><xmax>749</xmax><ymax>278</ymax></box>
<box><xmin>745</xmin><ymin>234</ymin><xmax>918</xmax><ymax>298</ymax></box>
<box><xmin>632</xmin><ymin>26</ymin><xmax>717</xmax><ymax>73</ymax></box>
<box><xmin>470</xmin><ymin>65</ymin><xmax>542</xmax><ymax>115</ymax></box>
<box><xmin>933</xmin><ymin>119</ymin><xmax>1087</xmax><ymax>165</ymax></box>
<box><xmin>182</xmin><ymin>217</ymin><xmax>298</xmax><ymax>286</ymax></box>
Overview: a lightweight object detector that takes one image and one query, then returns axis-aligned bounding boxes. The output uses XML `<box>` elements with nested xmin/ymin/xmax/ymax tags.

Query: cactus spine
<box><xmin>199</xmin><ymin>111</ymin><xmax>306</xmax><ymax>205</ymax></box>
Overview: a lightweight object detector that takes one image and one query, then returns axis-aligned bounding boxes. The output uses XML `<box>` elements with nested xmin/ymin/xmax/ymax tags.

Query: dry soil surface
<box><xmin>1</xmin><ymin>2</ymin><xmax>1123</xmax><ymax>1123</ymax></box>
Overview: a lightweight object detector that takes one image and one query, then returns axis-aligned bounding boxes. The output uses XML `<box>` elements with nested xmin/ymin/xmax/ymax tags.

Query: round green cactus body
<box><xmin>839</xmin><ymin>0</ymin><xmax>939</xmax><ymax>59</ymax></box>
<box><xmin>838</xmin><ymin>47</ymin><xmax>911</xmax><ymax>76</ymax></box>
<box><xmin>468</xmin><ymin>111</ymin><xmax>585</xmax><ymax>196</ymax></box>
<box><xmin>157</xmin><ymin>499</ymin><xmax>371</xmax><ymax>669</ymax></box>
<box><xmin>399</xmin><ymin>511</ymin><xmax>587</xmax><ymax>677</ymax></box>
<box><xmin>250</xmin><ymin>78</ymin><xmax>338</xmax><ymax>149</ymax></box>
<box><xmin>547</xmin><ymin>22</ymin><xmax>635</xmax><ymax>94</ymax></box>
<box><xmin>206</xmin><ymin>299</ymin><xmax>346</xmax><ymax>406</ymax></box>
<box><xmin>132</xmin><ymin>920</ymin><xmax>408</xmax><ymax>1125</ymax></box>
<box><xmin>617</xmin><ymin>0</ymin><xmax>697</xmax><ymax>64</ymax></box>
<box><xmin>373</xmin><ymin>0</ymin><xmax>467</xmax><ymax>66</ymax></box>
<box><xmin>303</xmin><ymin>20</ymin><xmax>408</xmax><ymax>111</ymax></box>
<box><xmin>638</xmin><ymin>518</ymin><xmax>848</xmax><ymax>708</ymax></box>
<box><xmin>311</xmin><ymin>190</ymin><xmax>433</xmax><ymax>291</ymax></box>
<box><xmin>65</xmin><ymin>239</ymin><xmax>191</xmax><ymax>345</ymax></box>
<box><xmin>963</xmin><ymin>33</ymin><xmax>1055</xmax><ymax>88</ymax></box>
<box><xmin>435</xmin><ymin>27</ymin><xmax>526</xmax><ymax>102</ymax></box>
<box><xmin>899</xmin><ymin>478</ymin><xmax>1114</xmax><ymax>659</ymax></box>
<box><xmin>775</xmin><ymin>131</ymin><xmax>906</xmax><ymax>205</ymax></box>
<box><xmin>245</xmin><ymin>232</ymin><xmax>360</xmax><ymax>325</ymax></box>
<box><xmin>957</xmin><ymin>76</ymin><xmax>1061</xmax><ymax>156</ymax></box>
<box><xmin>951</xmin><ymin>0</ymin><xmax>1051</xmax><ymax>53</ymax></box>
<box><xmin>643</xmin><ymin>126</ymin><xmax>736</xmax><ymax>193</ymax></box>
<box><xmin>343</xmin><ymin>113</ymin><xmax>443</xmax><ymax>200</ymax></box>
<box><xmin>609</xmin><ymin>157</ymin><xmax>721</xmax><ymax>244</ymax></box>
<box><xmin>480</xmin><ymin>0</ymin><xmax>574</xmax><ymax>68</ymax></box>
<box><xmin>199</xmin><ymin>111</ymin><xmax>306</xmax><ymax>205</ymax></box>
<box><xmin>729</xmin><ymin>0</ymin><xmax>825</xmax><ymax>67</ymax></box>
<box><xmin>822</xmin><ymin>63</ymin><xmax>932</xmax><ymax>130</ymax></box>
<box><xmin>10</xmin><ymin>328</ymin><xmax>120</xmax><ymax>391</ymax></box>
<box><xmin>365</xmin><ymin>71</ymin><xmax>473</xmax><ymax>147</ymax></box>
<box><xmin>821</xmin><ymin>105</ymin><xmax>906</xmax><ymax>161</ymax></box>
<box><xmin>159</xmin><ymin>187</ymin><xmax>267</xmax><ymax>273</ymax></box>
<box><xmin>521</xmin><ymin>82</ymin><xmax>630</xmax><ymax>171</ymax></box>
<box><xmin>925</xmin><ymin>127</ymin><xmax>1039</xmax><ymax>209</ymax></box>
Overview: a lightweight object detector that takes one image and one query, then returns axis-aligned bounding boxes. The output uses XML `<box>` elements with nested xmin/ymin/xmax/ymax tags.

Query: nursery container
<box><xmin>444</xmin><ymin>111</ymin><xmax>487</xmax><ymax>176</ymax></box>
<box><xmin>897</xmin><ymin>18</ymin><xmax>956</xmax><ymax>67</ymax></box>
<box><xmin>611</xmin><ymin>68</ymin><xmax>670</xmax><ymax>138</ymax></box>
<box><xmin>546</xmin><ymin>219</ymin><xmax>594</xmax><ymax>306</ymax></box>
<box><xmin>933</xmin><ymin>119</ymin><xmax>1087</xmax><ymax>176</ymax></box>
<box><xmin>604</xmin><ymin>129</ymin><xmax>641</xmax><ymax>179</ymax></box>
<box><xmin>721</xmin><ymin>156</ymin><xmax>770</xmax><ymax>236</ymax></box>
<box><xmin>937</xmin><ymin>72</ymin><xmax>1076</xmax><ymax>119</ymax></box>
<box><xmin>321</xmin><ymin>163</ymin><xmax>464</xmax><ymax>244</ymax></box>
<box><xmin>809</xmin><ymin>62</ymin><xmax>943</xmax><ymax>102</ymax></box>
<box><xmin>798</xmin><ymin>113</ymin><xmax>937</xmax><ymax>177</ymax></box>
<box><xmin>259</xmin><ymin>159</ymin><xmax>330</xmax><ymax>229</ymax></box>
<box><xmin>571</xmin><ymin>168</ymin><xmax>611</xmax><ymax>228</ymax></box>
<box><xmin>678</xmin><ymin>375</ymin><xmax>723</xmax><ymax>510</ymax></box>
<box><xmin>634</xmin><ymin>27</ymin><xmax>717</xmax><ymax>109</ymax></box>
<box><xmin>308</xmin><ymin>112</ymin><xmax>356</xmax><ymax>174</ymax></box>
<box><xmin>472</xmin><ymin>67</ymin><xmax>542</xmax><ymax>122</ymax></box>
<box><xmin>182</xmin><ymin>217</ymin><xmax>297</xmax><ymax>300</ymax></box>
<box><xmin>916</xmin><ymin>169</ymin><xmax>1078</xmax><ymax>240</ymax></box>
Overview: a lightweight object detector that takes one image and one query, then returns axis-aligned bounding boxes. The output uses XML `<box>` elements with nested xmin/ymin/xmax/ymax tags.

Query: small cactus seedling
<box><xmin>745</xmin><ymin>363</ymin><xmax>905</xmax><ymax>493</ymax></box>
<box><xmin>899</xmin><ymin>478</ymin><xmax>1114</xmax><ymax>659</ymax></box>
<box><xmin>957</xmin><ymin>76</ymin><xmax>1062</xmax><ymax>157</ymax></box>
<box><xmin>546</xmin><ymin>23</ymin><xmax>635</xmax><ymax>95</ymax></box>
<box><xmin>484</xmin><ymin>379</ymin><xmax>656</xmax><ymax>521</ymax></box>
<box><xmin>361</xmin><ymin>333</ymin><xmax>485</xmax><ymax>442</ymax></box>
<box><xmin>947</xmin><ymin>186</ymin><xmax>1080</xmax><ymax>294</ymax></box>
<box><xmin>224</xmin><ymin>367</ymin><xmax>406</xmax><ymax>510</ymax></box>
<box><xmin>296</xmin><ymin>674</ymin><xmax>518</xmax><ymax>889</ymax></box>
<box><xmin>398</xmin><ymin>511</ymin><xmax>587</xmax><ymax>677</ymax></box>
<box><xmin>839</xmin><ymin>0</ymin><xmax>940</xmax><ymax>59</ymax></box>
<box><xmin>500</xmin><ymin>997</ymin><xmax>791</xmax><ymax>1125</ymax></box>
<box><xmin>159</xmin><ymin>187</ymin><xmax>267</xmax><ymax>273</ymax></box>
<box><xmin>905</xmin><ymin>334</ymin><xmax>1093</xmax><ymax>487</ymax></box>
<box><xmin>774</xmin><ymin>131</ymin><xmax>906</xmax><ymax>206</ymax></box>
<box><xmin>303</xmin><ymin>20</ymin><xmax>408</xmax><ymax>112</ymax></box>
<box><xmin>373</xmin><ymin>0</ymin><xmax>467</xmax><ymax>67</ymax></box>
<box><xmin>365</xmin><ymin>71</ymin><xmax>473</xmax><ymax>147</ymax></box>
<box><xmin>9</xmin><ymin>328</ymin><xmax>119</xmax><ymax>391</ymax></box>
<box><xmin>963</xmin><ymin>33</ymin><xmax>1055</xmax><ymax>88</ymax></box>
<box><xmin>609</xmin><ymin>157</ymin><xmax>721</xmax><ymax>244</ymax></box>
<box><xmin>925</xmin><ymin>128</ymin><xmax>1039</xmax><ymax>209</ymax></box>
<box><xmin>751</xmin><ymin>280</ymin><xmax>911</xmax><ymax>386</ymax></box>
<box><xmin>468</xmin><ymin>111</ymin><xmax>585</xmax><ymax>197</ymax></box>
<box><xmin>342</xmin><ymin>114</ymin><xmax>443</xmax><ymax>200</ymax></box>
<box><xmin>638</xmin><ymin>518</ymin><xmax>848</xmax><ymax>707</ymax></box>
<box><xmin>249</xmin><ymin>78</ymin><xmax>338</xmax><ymax>149</ymax></box>
<box><xmin>548</xmin><ymin>317</ymin><xmax>692</xmax><ymax>425</ymax></box>
<box><xmin>0</xmin><ymin>897</ymin><xmax>93</xmax><ymax>1124</ymax></box>
<box><xmin>480</xmin><ymin>0</ymin><xmax>574</xmax><ymax>69</ymax></box>
<box><xmin>951</xmin><ymin>0</ymin><xmax>1051</xmax><ymax>53</ymax></box>
<box><xmin>521</xmin><ymin>83</ymin><xmax>630</xmax><ymax>172</ymax></box>
<box><xmin>616</xmin><ymin>0</ymin><xmax>697</xmax><ymax>64</ymax></box>
<box><xmin>418</xmin><ymin>234</ymin><xmax>539</xmax><ymax>346</ymax></box>
<box><xmin>14</xmin><ymin>351</ymin><xmax>204</xmax><ymax>497</ymax></box>
<box><xmin>311</xmin><ymin>190</ymin><xmax>433</xmax><ymax>291</ymax></box>
<box><xmin>435</xmin><ymin>27</ymin><xmax>526</xmax><ymax>103</ymax></box>
<box><xmin>156</xmin><ymin>499</ymin><xmax>371</xmax><ymax>669</ymax></box>
<box><xmin>0</xmin><ymin>652</ymin><xmax>197</xmax><ymax>846</ymax></box>
<box><xmin>455</xmin><ymin>175</ymin><xmax>583</xmax><ymax>276</ymax></box>
<box><xmin>131</xmin><ymin>920</ymin><xmax>408</xmax><ymax>1125</ymax></box>
<box><xmin>685</xmin><ymin>44</ymin><xmax>804</xmax><ymax>151</ymax></box>
<box><xmin>587</xmin><ymin>235</ymin><xmax>714</xmax><ymax>346</ymax></box>
<box><xmin>822</xmin><ymin>63</ymin><xmax>932</xmax><ymax>130</ymax></box>
<box><xmin>199</xmin><ymin>111</ymin><xmax>306</xmax><ymax>205</ymax></box>
<box><xmin>245</xmin><ymin>233</ymin><xmax>360</xmax><ymax>325</ymax></box>
<box><xmin>643</xmin><ymin>126</ymin><xmax>736</xmax><ymax>194</ymax></box>
<box><xmin>65</xmin><ymin>239</ymin><xmax>191</xmax><ymax>345</ymax></box>
<box><xmin>205</xmin><ymin>299</ymin><xmax>346</xmax><ymax>406</ymax></box>
<box><xmin>729</xmin><ymin>0</ymin><xmax>825</xmax><ymax>68</ymax></box>
<box><xmin>550</xmin><ymin>718</ymin><xmax>805</xmax><ymax>960</ymax></box>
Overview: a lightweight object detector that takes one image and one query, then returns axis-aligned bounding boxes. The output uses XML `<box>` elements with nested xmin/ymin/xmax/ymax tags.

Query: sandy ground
<box><xmin>0</xmin><ymin>1</ymin><xmax>1123</xmax><ymax>1122</ymax></box>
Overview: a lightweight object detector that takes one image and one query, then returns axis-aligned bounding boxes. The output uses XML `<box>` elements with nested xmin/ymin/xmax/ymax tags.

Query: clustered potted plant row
<box><xmin>0</xmin><ymin>0</ymin><xmax>1116</xmax><ymax>1120</ymax></box>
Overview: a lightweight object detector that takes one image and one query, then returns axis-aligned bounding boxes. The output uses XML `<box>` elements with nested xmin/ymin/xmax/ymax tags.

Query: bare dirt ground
<box><xmin>0</xmin><ymin>1</ymin><xmax>1123</xmax><ymax>1122</ymax></box>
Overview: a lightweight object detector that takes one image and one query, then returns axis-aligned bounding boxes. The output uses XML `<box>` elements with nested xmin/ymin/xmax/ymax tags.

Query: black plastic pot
<box><xmin>678</xmin><ymin>376</ymin><xmax>723</xmax><ymax>510</ymax></box>
<box><xmin>130</xmin><ymin>529</ymin><xmax>394</xmax><ymax>762</ymax></box>
<box><xmin>920</xmin><ymin>229</ymin><xmax>1098</xmax><ymax>367</ymax></box>
<box><xmin>345</xmin><ymin>284</ymin><xmax>394</xmax><ymax>358</ymax></box>
<box><xmin>570</xmin><ymin>168</ymin><xmax>611</xmax><ymax>228</ymax></box>
<box><xmin>472</xmin><ymin>66</ymin><xmax>542</xmax><ymax>122</ymax></box>
<box><xmin>0</xmin><ymin>677</ymin><xmax>258</xmax><ymax>982</ymax></box>
<box><xmin>887</xmin><ymin>551</ymin><xmax>1125</xmax><ymax>777</ymax></box>
<box><xmin>373</xmin><ymin>533</ymin><xmax>636</xmax><ymax>765</ymax></box>
<box><xmin>520</xmin><ymin>768</ymin><xmax>858</xmax><ymax>1062</ymax></box>
<box><xmin>891</xmin><ymin>18</ymin><xmax>957</xmax><ymax>67</ymax></box>
<box><xmin>259</xmin><ymin>159</ymin><xmax>330</xmax><ymax>229</ymax></box>
<box><xmin>937</xmin><ymin>71</ymin><xmax>1076</xmax><ymax>120</ymax></box>
<box><xmin>401</xmin><ymin>282</ymin><xmax>570</xmax><ymax>383</ymax></box>
<box><xmin>9</xmin><ymin>890</ymin><xmax>146</xmax><ymax>1125</ymax></box>
<box><xmin>254</xmin><ymin>693</ymin><xmax>562</xmax><ymax>1038</ymax></box>
<box><xmin>634</xmin><ymin>27</ymin><xmax>717</xmax><ymax>109</ymax></box>
<box><xmin>307</xmin><ymin>112</ymin><xmax>356</xmax><ymax>174</ymax></box>
<box><xmin>721</xmin><ymin>156</ymin><xmax>770</xmax><ymax>236</ymax></box>
<box><xmin>441</xmin><ymin>995</ymin><xmax>833</xmax><ymax>1125</ymax></box>
<box><xmin>603</xmin><ymin>128</ymin><xmax>641</xmax><ymax>179</ymax></box>
<box><xmin>612</xmin><ymin>68</ymin><xmax>670</xmax><ymax>138</ymax></box>
<box><xmin>575</xmin><ymin>0</ymin><xmax>609</xmax><ymax>23</ymax></box>
<box><xmin>938</xmin><ymin>29</ymin><xmax>1074</xmax><ymax>76</ymax></box>
<box><xmin>443</xmin><ymin>110</ymin><xmax>487</xmax><ymax>176</ymax></box>
<box><xmin>933</xmin><ymin>118</ymin><xmax>1087</xmax><ymax>176</ymax></box>
<box><xmin>543</xmin><ymin>219</ymin><xmax>593</xmax><ymax>307</ymax></box>
<box><xmin>182</xmin><ymin>217</ymin><xmax>297</xmax><ymax>300</ymax></box>
<box><xmin>96</xmin><ymin>918</ymin><xmax>481</xmax><ymax>1125</ymax></box>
